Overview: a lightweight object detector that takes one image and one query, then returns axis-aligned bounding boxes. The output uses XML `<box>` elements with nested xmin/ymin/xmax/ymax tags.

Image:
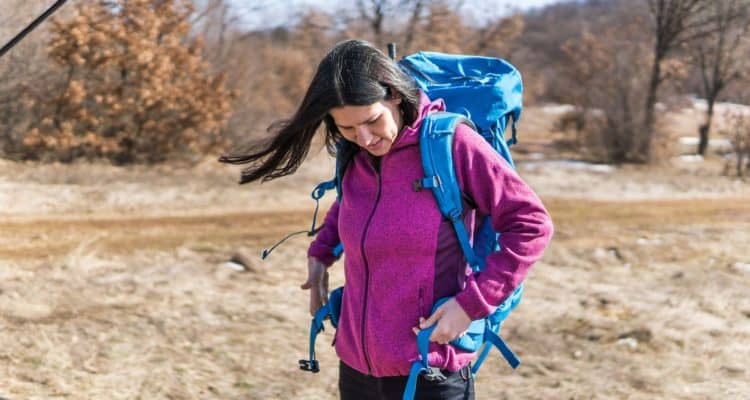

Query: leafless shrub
<box><xmin>558</xmin><ymin>21</ymin><xmax>654</xmax><ymax>163</ymax></box>
<box><xmin>722</xmin><ymin>112</ymin><xmax>750</xmax><ymax>177</ymax></box>
<box><xmin>552</xmin><ymin>108</ymin><xmax>607</xmax><ymax>159</ymax></box>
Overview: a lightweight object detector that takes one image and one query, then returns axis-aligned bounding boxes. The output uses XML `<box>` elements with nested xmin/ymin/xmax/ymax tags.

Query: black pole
<box><xmin>0</xmin><ymin>0</ymin><xmax>69</xmax><ymax>59</ymax></box>
<box><xmin>387</xmin><ymin>43</ymin><xmax>397</xmax><ymax>60</ymax></box>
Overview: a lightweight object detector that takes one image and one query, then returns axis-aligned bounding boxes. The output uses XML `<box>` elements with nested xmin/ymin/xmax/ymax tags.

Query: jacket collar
<box><xmin>389</xmin><ymin>91</ymin><xmax>445</xmax><ymax>152</ymax></box>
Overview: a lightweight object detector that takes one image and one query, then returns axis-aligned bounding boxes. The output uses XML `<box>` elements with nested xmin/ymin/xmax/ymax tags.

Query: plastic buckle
<box><xmin>421</xmin><ymin>367</ymin><xmax>447</xmax><ymax>382</ymax></box>
<box><xmin>299</xmin><ymin>359</ymin><xmax>320</xmax><ymax>373</ymax></box>
<box><xmin>413</xmin><ymin>176</ymin><xmax>440</xmax><ymax>192</ymax></box>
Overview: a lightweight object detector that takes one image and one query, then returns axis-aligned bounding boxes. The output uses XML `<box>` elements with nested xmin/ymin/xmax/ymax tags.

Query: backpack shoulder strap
<box><xmin>417</xmin><ymin>112</ymin><xmax>484</xmax><ymax>270</ymax></box>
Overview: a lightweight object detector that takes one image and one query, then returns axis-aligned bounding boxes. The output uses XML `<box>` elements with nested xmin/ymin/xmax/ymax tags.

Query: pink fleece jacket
<box><xmin>308</xmin><ymin>92</ymin><xmax>553</xmax><ymax>377</ymax></box>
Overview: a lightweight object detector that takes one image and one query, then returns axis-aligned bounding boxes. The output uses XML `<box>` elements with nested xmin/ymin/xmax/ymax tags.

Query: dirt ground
<box><xmin>1</xmin><ymin>108</ymin><xmax>750</xmax><ymax>399</ymax></box>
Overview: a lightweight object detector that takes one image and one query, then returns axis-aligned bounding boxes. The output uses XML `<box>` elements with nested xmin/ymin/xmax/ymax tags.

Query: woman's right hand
<box><xmin>300</xmin><ymin>257</ymin><xmax>329</xmax><ymax>316</ymax></box>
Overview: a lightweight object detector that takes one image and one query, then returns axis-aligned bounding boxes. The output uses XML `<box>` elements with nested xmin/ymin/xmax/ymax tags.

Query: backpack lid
<box><xmin>399</xmin><ymin>51</ymin><xmax>523</xmax><ymax>137</ymax></box>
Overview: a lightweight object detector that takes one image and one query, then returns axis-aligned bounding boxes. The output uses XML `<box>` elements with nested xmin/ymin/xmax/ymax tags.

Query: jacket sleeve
<box><xmin>451</xmin><ymin>124</ymin><xmax>554</xmax><ymax>320</ymax></box>
<box><xmin>307</xmin><ymin>200</ymin><xmax>342</xmax><ymax>267</ymax></box>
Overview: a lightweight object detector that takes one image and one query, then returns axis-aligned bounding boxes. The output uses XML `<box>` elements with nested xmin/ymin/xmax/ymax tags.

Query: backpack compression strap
<box><xmin>470</xmin><ymin>283</ymin><xmax>524</xmax><ymax>374</ymax></box>
<box><xmin>299</xmin><ymin>287</ymin><xmax>345</xmax><ymax>373</ymax></box>
<box><xmin>298</xmin><ymin>302</ymin><xmax>330</xmax><ymax>373</ymax></box>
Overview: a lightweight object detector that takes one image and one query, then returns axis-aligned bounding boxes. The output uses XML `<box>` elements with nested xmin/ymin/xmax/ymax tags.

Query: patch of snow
<box><xmin>678</xmin><ymin>137</ymin><xmax>732</xmax><ymax>147</ymax></box>
<box><xmin>223</xmin><ymin>261</ymin><xmax>247</xmax><ymax>272</ymax></box>
<box><xmin>732</xmin><ymin>262</ymin><xmax>750</xmax><ymax>274</ymax></box>
<box><xmin>539</xmin><ymin>103</ymin><xmax>606</xmax><ymax>118</ymax></box>
<box><xmin>528</xmin><ymin>153</ymin><xmax>546</xmax><ymax>160</ymax></box>
<box><xmin>675</xmin><ymin>155</ymin><xmax>704</xmax><ymax>163</ymax></box>
<box><xmin>616</xmin><ymin>337</ymin><xmax>638</xmax><ymax>350</ymax></box>
<box><xmin>692</xmin><ymin>98</ymin><xmax>750</xmax><ymax>116</ymax></box>
<box><xmin>637</xmin><ymin>237</ymin><xmax>663</xmax><ymax>246</ymax></box>
<box><xmin>540</xmin><ymin>104</ymin><xmax>576</xmax><ymax>115</ymax></box>
<box><xmin>676</xmin><ymin>137</ymin><xmax>733</xmax><ymax>154</ymax></box>
<box><xmin>520</xmin><ymin>160</ymin><xmax>615</xmax><ymax>173</ymax></box>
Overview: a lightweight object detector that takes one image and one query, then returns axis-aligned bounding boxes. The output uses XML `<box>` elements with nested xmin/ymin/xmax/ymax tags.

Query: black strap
<box><xmin>0</xmin><ymin>0</ymin><xmax>69</xmax><ymax>59</ymax></box>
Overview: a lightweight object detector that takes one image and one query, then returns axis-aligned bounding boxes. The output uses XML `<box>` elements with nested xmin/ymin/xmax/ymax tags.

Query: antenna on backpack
<box><xmin>387</xmin><ymin>43</ymin><xmax>397</xmax><ymax>60</ymax></box>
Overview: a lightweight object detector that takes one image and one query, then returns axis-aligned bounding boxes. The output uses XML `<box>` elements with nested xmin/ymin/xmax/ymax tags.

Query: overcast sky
<box><xmin>233</xmin><ymin>0</ymin><xmax>565</xmax><ymax>30</ymax></box>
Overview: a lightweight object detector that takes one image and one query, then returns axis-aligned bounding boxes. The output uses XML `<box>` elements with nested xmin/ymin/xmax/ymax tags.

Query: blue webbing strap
<box><xmin>470</xmin><ymin>340</ymin><xmax>493</xmax><ymax>375</ymax></box>
<box><xmin>309</xmin><ymin>178</ymin><xmax>338</xmax><ymax>234</ymax></box>
<box><xmin>485</xmin><ymin>325</ymin><xmax>520</xmax><ymax>369</ymax></box>
<box><xmin>299</xmin><ymin>303</ymin><xmax>331</xmax><ymax>373</ymax></box>
<box><xmin>403</xmin><ymin>326</ymin><xmax>436</xmax><ymax>400</ymax></box>
<box><xmin>472</xmin><ymin>285</ymin><xmax>524</xmax><ymax>374</ymax></box>
<box><xmin>403</xmin><ymin>362</ymin><xmax>425</xmax><ymax>400</ymax></box>
<box><xmin>332</xmin><ymin>243</ymin><xmax>344</xmax><ymax>258</ymax></box>
<box><xmin>418</xmin><ymin>113</ymin><xmax>483</xmax><ymax>272</ymax></box>
<box><xmin>449</xmin><ymin>217</ymin><xmax>483</xmax><ymax>272</ymax></box>
<box><xmin>470</xmin><ymin>322</ymin><xmax>521</xmax><ymax>375</ymax></box>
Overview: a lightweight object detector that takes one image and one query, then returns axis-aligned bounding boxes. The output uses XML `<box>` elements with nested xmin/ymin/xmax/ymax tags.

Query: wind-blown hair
<box><xmin>219</xmin><ymin>39</ymin><xmax>420</xmax><ymax>184</ymax></box>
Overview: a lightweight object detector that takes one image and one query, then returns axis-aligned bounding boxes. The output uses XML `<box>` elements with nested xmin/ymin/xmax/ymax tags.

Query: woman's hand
<box><xmin>412</xmin><ymin>298</ymin><xmax>472</xmax><ymax>344</ymax></box>
<box><xmin>300</xmin><ymin>257</ymin><xmax>329</xmax><ymax>316</ymax></box>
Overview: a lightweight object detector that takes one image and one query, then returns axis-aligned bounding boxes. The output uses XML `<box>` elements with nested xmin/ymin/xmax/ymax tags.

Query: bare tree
<box><xmin>471</xmin><ymin>13</ymin><xmax>525</xmax><ymax>58</ymax></box>
<box><xmin>692</xmin><ymin>0</ymin><xmax>749</xmax><ymax>155</ymax></box>
<box><xmin>191</xmin><ymin>0</ymin><xmax>267</xmax><ymax>67</ymax></box>
<box><xmin>402</xmin><ymin>0</ymin><xmax>425</xmax><ymax>53</ymax></box>
<box><xmin>355</xmin><ymin>0</ymin><xmax>433</xmax><ymax>50</ymax></box>
<box><xmin>644</xmin><ymin>0</ymin><xmax>713</xmax><ymax>160</ymax></box>
<box><xmin>357</xmin><ymin>0</ymin><xmax>387</xmax><ymax>47</ymax></box>
<box><xmin>414</xmin><ymin>2</ymin><xmax>466</xmax><ymax>52</ymax></box>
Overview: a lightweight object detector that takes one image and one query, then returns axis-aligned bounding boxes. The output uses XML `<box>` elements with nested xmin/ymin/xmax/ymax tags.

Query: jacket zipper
<box><xmin>360</xmin><ymin>163</ymin><xmax>382</xmax><ymax>375</ymax></box>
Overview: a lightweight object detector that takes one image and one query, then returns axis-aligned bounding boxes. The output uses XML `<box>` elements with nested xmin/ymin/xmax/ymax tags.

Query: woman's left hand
<box><xmin>412</xmin><ymin>298</ymin><xmax>472</xmax><ymax>345</ymax></box>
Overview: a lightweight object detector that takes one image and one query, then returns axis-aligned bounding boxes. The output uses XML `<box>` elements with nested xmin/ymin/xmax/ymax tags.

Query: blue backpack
<box><xmin>295</xmin><ymin>51</ymin><xmax>524</xmax><ymax>399</ymax></box>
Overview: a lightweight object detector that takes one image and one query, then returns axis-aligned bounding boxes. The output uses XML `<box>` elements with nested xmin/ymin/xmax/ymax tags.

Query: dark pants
<box><xmin>339</xmin><ymin>361</ymin><xmax>475</xmax><ymax>400</ymax></box>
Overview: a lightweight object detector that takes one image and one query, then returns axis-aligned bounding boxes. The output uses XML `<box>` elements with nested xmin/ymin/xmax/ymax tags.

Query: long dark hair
<box><xmin>219</xmin><ymin>39</ymin><xmax>421</xmax><ymax>184</ymax></box>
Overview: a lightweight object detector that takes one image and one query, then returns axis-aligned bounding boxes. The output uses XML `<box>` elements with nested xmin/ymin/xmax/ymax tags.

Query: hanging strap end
<box><xmin>299</xmin><ymin>359</ymin><xmax>320</xmax><ymax>373</ymax></box>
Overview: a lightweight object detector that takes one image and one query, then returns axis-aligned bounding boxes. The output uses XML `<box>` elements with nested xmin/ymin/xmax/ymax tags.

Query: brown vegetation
<box><xmin>2</xmin><ymin>0</ymin><xmax>750</xmax><ymax>164</ymax></box>
<box><xmin>4</xmin><ymin>0</ymin><xmax>233</xmax><ymax>163</ymax></box>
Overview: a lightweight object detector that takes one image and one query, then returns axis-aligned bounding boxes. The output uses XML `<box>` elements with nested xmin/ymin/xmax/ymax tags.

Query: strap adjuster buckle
<box><xmin>413</xmin><ymin>176</ymin><xmax>441</xmax><ymax>192</ymax></box>
<box><xmin>299</xmin><ymin>359</ymin><xmax>320</xmax><ymax>373</ymax></box>
<box><xmin>421</xmin><ymin>367</ymin><xmax>447</xmax><ymax>382</ymax></box>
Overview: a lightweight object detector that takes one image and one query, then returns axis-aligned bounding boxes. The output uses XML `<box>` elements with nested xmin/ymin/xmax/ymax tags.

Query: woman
<box><xmin>221</xmin><ymin>39</ymin><xmax>553</xmax><ymax>400</ymax></box>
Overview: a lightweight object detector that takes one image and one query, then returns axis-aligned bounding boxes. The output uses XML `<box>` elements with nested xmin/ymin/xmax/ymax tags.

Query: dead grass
<box><xmin>0</xmin><ymin>211</ymin><xmax>310</xmax><ymax>260</ymax></box>
<box><xmin>547</xmin><ymin>197</ymin><xmax>750</xmax><ymax>226</ymax></box>
<box><xmin>1</xmin><ymin>188</ymin><xmax>749</xmax><ymax>399</ymax></box>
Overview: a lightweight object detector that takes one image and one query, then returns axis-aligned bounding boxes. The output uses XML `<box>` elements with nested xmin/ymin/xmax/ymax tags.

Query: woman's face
<box><xmin>329</xmin><ymin>97</ymin><xmax>403</xmax><ymax>157</ymax></box>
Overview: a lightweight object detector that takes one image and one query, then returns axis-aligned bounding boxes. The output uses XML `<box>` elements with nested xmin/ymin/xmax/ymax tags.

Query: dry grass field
<box><xmin>1</xmin><ymin>105</ymin><xmax>750</xmax><ymax>399</ymax></box>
